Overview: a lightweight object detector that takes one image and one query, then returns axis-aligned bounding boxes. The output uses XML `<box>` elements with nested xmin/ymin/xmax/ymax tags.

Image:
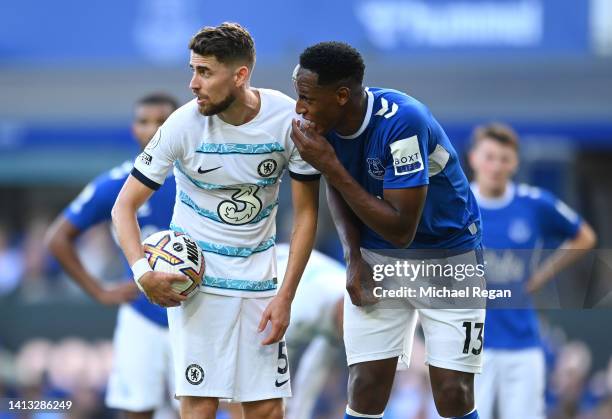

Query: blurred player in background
<box><xmin>224</xmin><ymin>243</ymin><xmax>345</xmax><ymax>419</ymax></box>
<box><xmin>45</xmin><ymin>93</ymin><xmax>179</xmax><ymax>419</ymax></box>
<box><xmin>277</xmin><ymin>243</ymin><xmax>345</xmax><ymax>419</ymax></box>
<box><xmin>112</xmin><ymin>23</ymin><xmax>319</xmax><ymax>419</ymax></box>
<box><xmin>468</xmin><ymin>123</ymin><xmax>597</xmax><ymax>419</ymax></box>
<box><xmin>291</xmin><ymin>42</ymin><xmax>484</xmax><ymax>419</ymax></box>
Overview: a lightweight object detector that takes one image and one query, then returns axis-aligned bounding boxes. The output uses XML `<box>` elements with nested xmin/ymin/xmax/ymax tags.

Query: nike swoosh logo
<box><xmin>275</xmin><ymin>379</ymin><xmax>289</xmax><ymax>387</ymax></box>
<box><xmin>197</xmin><ymin>166</ymin><xmax>222</xmax><ymax>174</ymax></box>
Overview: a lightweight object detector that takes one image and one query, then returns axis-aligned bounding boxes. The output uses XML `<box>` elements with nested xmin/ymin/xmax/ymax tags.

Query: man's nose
<box><xmin>295</xmin><ymin>100</ymin><xmax>307</xmax><ymax>116</ymax></box>
<box><xmin>189</xmin><ymin>73</ymin><xmax>199</xmax><ymax>90</ymax></box>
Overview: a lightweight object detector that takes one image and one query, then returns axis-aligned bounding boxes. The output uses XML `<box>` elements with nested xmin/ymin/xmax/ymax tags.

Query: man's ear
<box><xmin>234</xmin><ymin>65</ymin><xmax>250</xmax><ymax>87</ymax></box>
<box><xmin>336</xmin><ymin>86</ymin><xmax>351</xmax><ymax>106</ymax></box>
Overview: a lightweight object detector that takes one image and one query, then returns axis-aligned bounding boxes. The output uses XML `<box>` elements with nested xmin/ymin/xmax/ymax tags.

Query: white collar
<box><xmin>337</xmin><ymin>89</ymin><xmax>374</xmax><ymax>140</ymax></box>
<box><xmin>471</xmin><ymin>182</ymin><xmax>515</xmax><ymax>209</ymax></box>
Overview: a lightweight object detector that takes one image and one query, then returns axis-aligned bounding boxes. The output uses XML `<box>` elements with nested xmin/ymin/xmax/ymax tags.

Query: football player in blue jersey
<box><xmin>290</xmin><ymin>42</ymin><xmax>484</xmax><ymax>419</ymax></box>
<box><xmin>45</xmin><ymin>93</ymin><xmax>179</xmax><ymax>419</ymax></box>
<box><xmin>467</xmin><ymin>123</ymin><xmax>596</xmax><ymax>419</ymax></box>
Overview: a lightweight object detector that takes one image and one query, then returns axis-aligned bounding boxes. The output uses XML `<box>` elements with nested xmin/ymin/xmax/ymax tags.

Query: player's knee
<box><xmin>242</xmin><ymin>399</ymin><xmax>284</xmax><ymax>419</ymax></box>
<box><xmin>180</xmin><ymin>396</ymin><xmax>218</xmax><ymax>419</ymax></box>
<box><xmin>348</xmin><ymin>368</ymin><xmax>386</xmax><ymax>410</ymax></box>
<box><xmin>433</xmin><ymin>380</ymin><xmax>473</xmax><ymax>417</ymax></box>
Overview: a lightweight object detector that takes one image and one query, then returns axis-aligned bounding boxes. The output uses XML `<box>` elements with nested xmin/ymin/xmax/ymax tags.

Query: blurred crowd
<box><xmin>0</xmin><ymin>217</ymin><xmax>611</xmax><ymax>419</ymax></box>
<box><xmin>0</xmin><ymin>323</ymin><xmax>611</xmax><ymax>418</ymax></box>
<box><xmin>0</xmin><ymin>195</ymin><xmax>610</xmax><ymax>419</ymax></box>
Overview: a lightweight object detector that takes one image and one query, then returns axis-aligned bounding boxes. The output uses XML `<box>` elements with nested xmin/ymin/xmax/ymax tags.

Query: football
<box><xmin>141</xmin><ymin>230</ymin><xmax>205</xmax><ymax>297</ymax></box>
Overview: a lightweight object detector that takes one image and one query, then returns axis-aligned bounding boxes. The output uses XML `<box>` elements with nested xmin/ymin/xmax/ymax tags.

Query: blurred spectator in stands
<box><xmin>549</xmin><ymin>341</ymin><xmax>594</xmax><ymax>418</ymax></box>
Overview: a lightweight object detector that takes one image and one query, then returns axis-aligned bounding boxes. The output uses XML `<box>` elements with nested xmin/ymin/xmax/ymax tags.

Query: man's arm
<box><xmin>111</xmin><ymin>175</ymin><xmax>187</xmax><ymax>307</ymax></box>
<box><xmin>327</xmin><ymin>183</ymin><xmax>378</xmax><ymax>306</ymax></box>
<box><xmin>327</xmin><ymin>183</ymin><xmax>361</xmax><ymax>260</ymax></box>
<box><xmin>526</xmin><ymin>222</ymin><xmax>597</xmax><ymax>293</ymax></box>
<box><xmin>45</xmin><ymin>216</ymin><xmax>137</xmax><ymax>305</ymax></box>
<box><xmin>258</xmin><ymin>178</ymin><xmax>319</xmax><ymax>345</ymax></box>
<box><xmin>291</xmin><ymin>119</ymin><xmax>427</xmax><ymax>248</ymax></box>
<box><xmin>327</xmin><ymin>164</ymin><xmax>427</xmax><ymax>248</ymax></box>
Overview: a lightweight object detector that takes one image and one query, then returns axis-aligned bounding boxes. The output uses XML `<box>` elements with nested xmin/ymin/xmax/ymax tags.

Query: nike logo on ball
<box><xmin>197</xmin><ymin>166</ymin><xmax>222</xmax><ymax>174</ymax></box>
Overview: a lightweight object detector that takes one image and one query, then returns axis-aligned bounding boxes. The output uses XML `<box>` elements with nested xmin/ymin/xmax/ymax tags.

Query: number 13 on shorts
<box><xmin>462</xmin><ymin>321</ymin><xmax>484</xmax><ymax>355</ymax></box>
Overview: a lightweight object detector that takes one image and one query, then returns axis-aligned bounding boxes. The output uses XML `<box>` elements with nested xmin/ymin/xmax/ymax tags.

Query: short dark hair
<box><xmin>136</xmin><ymin>92</ymin><xmax>179</xmax><ymax>111</ymax></box>
<box><xmin>471</xmin><ymin>122</ymin><xmax>519</xmax><ymax>151</ymax></box>
<box><xmin>299</xmin><ymin>41</ymin><xmax>365</xmax><ymax>86</ymax></box>
<box><xmin>189</xmin><ymin>22</ymin><xmax>255</xmax><ymax>68</ymax></box>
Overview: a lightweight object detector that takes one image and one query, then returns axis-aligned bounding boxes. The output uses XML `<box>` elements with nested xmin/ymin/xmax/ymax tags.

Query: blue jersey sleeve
<box><xmin>63</xmin><ymin>172</ymin><xmax>125</xmax><ymax>231</ymax></box>
<box><xmin>382</xmin><ymin>104</ymin><xmax>430</xmax><ymax>189</ymax></box>
<box><xmin>537</xmin><ymin>190</ymin><xmax>582</xmax><ymax>241</ymax></box>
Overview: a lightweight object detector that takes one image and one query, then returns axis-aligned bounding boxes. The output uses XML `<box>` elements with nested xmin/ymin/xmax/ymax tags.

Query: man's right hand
<box><xmin>346</xmin><ymin>257</ymin><xmax>379</xmax><ymax>307</ymax></box>
<box><xmin>94</xmin><ymin>282</ymin><xmax>139</xmax><ymax>306</ymax></box>
<box><xmin>138</xmin><ymin>271</ymin><xmax>189</xmax><ymax>307</ymax></box>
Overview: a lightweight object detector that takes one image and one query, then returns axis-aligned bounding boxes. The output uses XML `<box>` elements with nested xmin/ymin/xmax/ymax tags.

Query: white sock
<box><xmin>346</xmin><ymin>406</ymin><xmax>384</xmax><ymax>418</ymax></box>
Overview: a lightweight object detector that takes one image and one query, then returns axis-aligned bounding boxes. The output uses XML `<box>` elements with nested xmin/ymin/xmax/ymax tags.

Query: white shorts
<box><xmin>475</xmin><ymin>347</ymin><xmax>545</xmax><ymax>419</ymax></box>
<box><xmin>167</xmin><ymin>292</ymin><xmax>291</xmax><ymax>402</ymax></box>
<box><xmin>343</xmin><ymin>248</ymin><xmax>486</xmax><ymax>373</ymax></box>
<box><xmin>106</xmin><ymin>305</ymin><xmax>174</xmax><ymax>412</ymax></box>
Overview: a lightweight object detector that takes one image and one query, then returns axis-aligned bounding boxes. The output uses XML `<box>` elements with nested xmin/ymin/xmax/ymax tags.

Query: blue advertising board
<box><xmin>0</xmin><ymin>0</ymin><xmax>591</xmax><ymax>66</ymax></box>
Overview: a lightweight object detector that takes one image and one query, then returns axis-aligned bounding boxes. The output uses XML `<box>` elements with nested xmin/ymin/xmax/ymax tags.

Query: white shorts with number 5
<box><xmin>167</xmin><ymin>293</ymin><xmax>291</xmax><ymax>402</ymax></box>
<box><xmin>344</xmin><ymin>248</ymin><xmax>486</xmax><ymax>373</ymax></box>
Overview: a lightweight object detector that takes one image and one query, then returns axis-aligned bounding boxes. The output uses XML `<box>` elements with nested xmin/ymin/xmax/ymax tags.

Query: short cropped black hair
<box><xmin>137</xmin><ymin>92</ymin><xmax>179</xmax><ymax>111</ymax></box>
<box><xmin>299</xmin><ymin>41</ymin><xmax>365</xmax><ymax>86</ymax></box>
<box><xmin>189</xmin><ymin>22</ymin><xmax>255</xmax><ymax>68</ymax></box>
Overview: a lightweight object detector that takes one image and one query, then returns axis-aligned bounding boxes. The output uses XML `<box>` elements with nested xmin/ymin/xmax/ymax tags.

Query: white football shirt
<box><xmin>132</xmin><ymin>89</ymin><xmax>319</xmax><ymax>298</ymax></box>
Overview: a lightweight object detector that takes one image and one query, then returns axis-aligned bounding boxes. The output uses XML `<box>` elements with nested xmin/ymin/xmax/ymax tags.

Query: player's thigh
<box><xmin>343</xmin><ymin>291</ymin><xmax>417</xmax><ymax>366</ymax></box>
<box><xmin>497</xmin><ymin>348</ymin><xmax>546</xmax><ymax>419</ymax></box>
<box><xmin>233</xmin><ymin>297</ymin><xmax>291</xmax><ymax>402</ymax></box>
<box><xmin>418</xmin><ymin>308</ymin><xmax>485</xmax><ymax>374</ymax></box>
<box><xmin>167</xmin><ymin>292</ymin><xmax>242</xmax><ymax>399</ymax></box>
<box><xmin>106</xmin><ymin>305</ymin><xmax>169</xmax><ymax>412</ymax></box>
<box><xmin>474</xmin><ymin>350</ymin><xmax>500</xmax><ymax>419</ymax></box>
<box><xmin>241</xmin><ymin>398</ymin><xmax>284</xmax><ymax>419</ymax></box>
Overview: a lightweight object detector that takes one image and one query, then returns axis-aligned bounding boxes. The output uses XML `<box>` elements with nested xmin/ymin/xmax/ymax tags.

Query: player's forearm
<box><xmin>111</xmin><ymin>199</ymin><xmax>146</xmax><ymax>267</ymax></box>
<box><xmin>45</xmin><ymin>224</ymin><xmax>103</xmax><ymax>298</ymax></box>
<box><xmin>535</xmin><ymin>223</ymin><xmax>597</xmax><ymax>283</ymax></box>
<box><xmin>325</xmin><ymin>164</ymin><xmax>416</xmax><ymax>247</ymax></box>
<box><xmin>279</xmin><ymin>181</ymin><xmax>319</xmax><ymax>301</ymax></box>
<box><xmin>280</xmin><ymin>211</ymin><xmax>317</xmax><ymax>301</ymax></box>
<box><xmin>327</xmin><ymin>183</ymin><xmax>362</xmax><ymax>261</ymax></box>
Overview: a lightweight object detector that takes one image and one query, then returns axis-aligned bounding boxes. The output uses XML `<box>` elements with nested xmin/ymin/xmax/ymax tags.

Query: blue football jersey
<box><xmin>326</xmin><ymin>87</ymin><xmax>481</xmax><ymax>251</ymax></box>
<box><xmin>472</xmin><ymin>182</ymin><xmax>582</xmax><ymax>349</ymax></box>
<box><xmin>63</xmin><ymin>161</ymin><xmax>176</xmax><ymax>327</ymax></box>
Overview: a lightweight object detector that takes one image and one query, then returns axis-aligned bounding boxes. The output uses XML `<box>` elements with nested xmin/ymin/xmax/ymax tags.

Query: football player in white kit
<box><xmin>111</xmin><ymin>23</ymin><xmax>320</xmax><ymax>419</ymax></box>
<box><xmin>276</xmin><ymin>244</ymin><xmax>345</xmax><ymax>419</ymax></box>
<box><xmin>223</xmin><ymin>243</ymin><xmax>345</xmax><ymax>419</ymax></box>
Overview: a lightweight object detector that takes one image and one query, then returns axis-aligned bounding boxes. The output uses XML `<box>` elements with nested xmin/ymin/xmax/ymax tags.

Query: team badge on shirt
<box><xmin>258</xmin><ymin>159</ymin><xmax>277</xmax><ymax>177</ymax></box>
<box><xmin>366</xmin><ymin>158</ymin><xmax>385</xmax><ymax>180</ymax></box>
<box><xmin>508</xmin><ymin>218</ymin><xmax>532</xmax><ymax>243</ymax></box>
